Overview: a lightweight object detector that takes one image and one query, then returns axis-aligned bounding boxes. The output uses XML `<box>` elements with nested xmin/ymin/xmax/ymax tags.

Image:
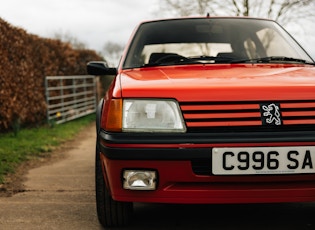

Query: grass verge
<box><xmin>0</xmin><ymin>114</ymin><xmax>95</xmax><ymax>184</ymax></box>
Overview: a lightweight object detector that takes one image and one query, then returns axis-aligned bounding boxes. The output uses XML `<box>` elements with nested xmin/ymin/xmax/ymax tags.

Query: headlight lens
<box><xmin>122</xmin><ymin>99</ymin><xmax>186</xmax><ymax>132</ymax></box>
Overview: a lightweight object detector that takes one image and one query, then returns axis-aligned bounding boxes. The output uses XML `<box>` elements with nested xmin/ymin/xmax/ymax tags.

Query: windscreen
<box><xmin>122</xmin><ymin>18</ymin><xmax>313</xmax><ymax>69</ymax></box>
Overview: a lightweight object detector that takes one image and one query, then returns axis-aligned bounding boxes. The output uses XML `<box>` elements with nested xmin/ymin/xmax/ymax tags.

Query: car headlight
<box><xmin>122</xmin><ymin>99</ymin><xmax>186</xmax><ymax>132</ymax></box>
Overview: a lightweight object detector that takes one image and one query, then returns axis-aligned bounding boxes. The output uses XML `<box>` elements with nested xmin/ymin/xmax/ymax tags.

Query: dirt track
<box><xmin>0</xmin><ymin>124</ymin><xmax>314</xmax><ymax>230</ymax></box>
<box><xmin>0</xmin><ymin>124</ymin><xmax>101</xmax><ymax>230</ymax></box>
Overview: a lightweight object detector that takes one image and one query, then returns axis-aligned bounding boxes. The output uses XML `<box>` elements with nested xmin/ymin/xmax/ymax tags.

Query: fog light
<box><xmin>123</xmin><ymin>170</ymin><xmax>157</xmax><ymax>190</ymax></box>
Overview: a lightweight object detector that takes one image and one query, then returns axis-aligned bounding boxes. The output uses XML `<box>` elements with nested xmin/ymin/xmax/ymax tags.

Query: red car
<box><xmin>87</xmin><ymin>17</ymin><xmax>315</xmax><ymax>227</ymax></box>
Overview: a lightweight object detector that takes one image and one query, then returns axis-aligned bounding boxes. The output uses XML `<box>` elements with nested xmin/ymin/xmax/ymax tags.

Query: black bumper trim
<box><xmin>100</xmin><ymin>129</ymin><xmax>315</xmax><ymax>145</ymax></box>
<box><xmin>99</xmin><ymin>129</ymin><xmax>315</xmax><ymax>160</ymax></box>
<box><xmin>100</xmin><ymin>145</ymin><xmax>210</xmax><ymax>160</ymax></box>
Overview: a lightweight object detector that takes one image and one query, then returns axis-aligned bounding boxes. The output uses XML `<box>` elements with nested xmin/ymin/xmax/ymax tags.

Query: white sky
<box><xmin>0</xmin><ymin>0</ymin><xmax>160</xmax><ymax>51</ymax></box>
<box><xmin>0</xmin><ymin>0</ymin><xmax>314</xmax><ymax>59</ymax></box>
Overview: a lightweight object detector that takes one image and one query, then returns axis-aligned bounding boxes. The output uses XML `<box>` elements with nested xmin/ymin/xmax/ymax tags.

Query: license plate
<box><xmin>212</xmin><ymin>146</ymin><xmax>315</xmax><ymax>175</ymax></box>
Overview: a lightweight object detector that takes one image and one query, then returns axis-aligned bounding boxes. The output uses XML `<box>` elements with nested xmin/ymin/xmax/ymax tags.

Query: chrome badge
<box><xmin>260</xmin><ymin>103</ymin><xmax>282</xmax><ymax>126</ymax></box>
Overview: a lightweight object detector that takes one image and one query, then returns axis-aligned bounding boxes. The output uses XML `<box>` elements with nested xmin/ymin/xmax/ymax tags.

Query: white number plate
<box><xmin>212</xmin><ymin>146</ymin><xmax>315</xmax><ymax>175</ymax></box>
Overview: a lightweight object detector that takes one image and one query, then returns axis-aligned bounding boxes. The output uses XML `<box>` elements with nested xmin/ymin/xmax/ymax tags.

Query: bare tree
<box><xmin>102</xmin><ymin>41</ymin><xmax>125</xmax><ymax>67</ymax></box>
<box><xmin>159</xmin><ymin>0</ymin><xmax>315</xmax><ymax>26</ymax></box>
<box><xmin>54</xmin><ymin>31</ymin><xmax>87</xmax><ymax>50</ymax></box>
<box><xmin>159</xmin><ymin>0</ymin><xmax>214</xmax><ymax>16</ymax></box>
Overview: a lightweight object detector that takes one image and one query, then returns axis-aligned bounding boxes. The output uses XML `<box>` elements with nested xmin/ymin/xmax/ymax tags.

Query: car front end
<box><xmin>99</xmin><ymin>64</ymin><xmax>315</xmax><ymax>204</ymax></box>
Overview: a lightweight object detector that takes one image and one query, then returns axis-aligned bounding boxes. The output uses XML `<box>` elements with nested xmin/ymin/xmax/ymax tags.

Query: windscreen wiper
<box><xmin>143</xmin><ymin>54</ymin><xmax>201</xmax><ymax>67</ymax></box>
<box><xmin>189</xmin><ymin>55</ymin><xmax>235</xmax><ymax>63</ymax></box>
<box><xmin>232</xmin><ymin>56</ymin><xmax>314</xmax><ymax>65</ymax></box>
<box><xmin>143</xmin><ymin>55</ymin><xmax>237</xmax><ymax>67</ymax></box>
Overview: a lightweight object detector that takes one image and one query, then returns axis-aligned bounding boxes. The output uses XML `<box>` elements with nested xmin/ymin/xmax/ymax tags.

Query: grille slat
<box><xmin>186</xmin><ymin>120</ymin><xmax>262</xmax><ymax>127</ymax></box>
<box><xmin>180</xmin><ymin>100</ymin><xmax>315</xmax><ymax>129</ymax></box>
<box><xmin>184</xmin><ymin>112</ymin><xmax>261</xmax><ymax>119</ymax></box>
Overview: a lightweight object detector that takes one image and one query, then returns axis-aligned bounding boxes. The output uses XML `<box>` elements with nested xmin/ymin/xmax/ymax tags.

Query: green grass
<box><xmin>0</xmin><ymin>114</ymin><xmax>95</xmax><ymax>184</ymax></box>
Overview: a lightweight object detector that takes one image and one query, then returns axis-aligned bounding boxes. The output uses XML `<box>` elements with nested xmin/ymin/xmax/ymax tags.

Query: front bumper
<box><xmin>101</xmin><ymin>155</ymin><xmax>315</xmax><ymax>204</ymax></box>
<box><xmin>99</xmin><ymin>129</ymin><xmax>315</xmax><ymax>204</ymax></box>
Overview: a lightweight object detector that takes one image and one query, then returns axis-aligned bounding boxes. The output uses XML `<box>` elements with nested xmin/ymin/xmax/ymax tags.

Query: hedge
<box><xmin>0</xmin><ymin>17</ymin><xmax>103</xmax><ymax>132</ymax></box>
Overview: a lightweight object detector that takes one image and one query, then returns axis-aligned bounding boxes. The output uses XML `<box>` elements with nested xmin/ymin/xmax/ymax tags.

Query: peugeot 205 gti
<box><xmin>87</xmin><ymin>17</ymin><xmax>315</xmax><ymax>227</ymax></box>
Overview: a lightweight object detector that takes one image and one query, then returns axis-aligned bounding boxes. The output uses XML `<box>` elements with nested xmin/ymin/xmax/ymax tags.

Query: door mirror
<box><xmin>87</xmin><ymin>61</ymin><xmax>117</xmax><ymax>75</ymax></box>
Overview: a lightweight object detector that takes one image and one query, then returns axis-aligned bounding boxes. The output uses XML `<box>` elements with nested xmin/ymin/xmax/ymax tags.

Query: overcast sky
<box><xmin>0</xmin><ymin>0</ymin><xmax>314</xmax><ymax>59</ymax></box>
<box><xmin>0</xmin><ymin>0</ymin><xmax>159</xmax><ymax>51</ymax></box>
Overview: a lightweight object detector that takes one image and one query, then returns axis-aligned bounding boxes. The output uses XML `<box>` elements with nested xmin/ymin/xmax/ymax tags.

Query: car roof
<box><xmin>138</xmin><ymin>16</ymin><xmax>275</xmax><ymax>25</ymax></box>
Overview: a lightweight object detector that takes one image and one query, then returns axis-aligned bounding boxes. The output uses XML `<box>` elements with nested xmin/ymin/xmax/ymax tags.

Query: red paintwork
<box><xmin>99</xmin><ymin>63</ymin><xmax>315</xmax><ymax>203</ymax></box>
<box><xmin>115</xmin><ymin>64</ymin><xmax>315</xmax><ymax>101</ymax></box>
<box><xmin>101</xmin><ymin>154</ymin><xmax>315</xmax><ymax>204</ymax></box>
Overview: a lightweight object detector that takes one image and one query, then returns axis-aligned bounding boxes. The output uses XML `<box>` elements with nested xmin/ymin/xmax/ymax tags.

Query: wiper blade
<box><xmin>143</xmin><ymin>59</ymin><xmax>200</xmax><ymax>67</ymax></box>
<box><xmin>143</xmin><ymin>54</ymin><xmax>201</xmax><ymax>67</ymax></box>
<box><xmin>189</xmin><ymin>55</ymin><xmax>235</xmax><ymax>63</ymax></box>
<box><xmin>143</xmin><ymin>54</ymin><xmax>237</xmax><ymax>67</ymax></box>
<box><xmin>232</xmin><ymin>56</ymin><xmax>314</xmax><ymax>65</ymax></box>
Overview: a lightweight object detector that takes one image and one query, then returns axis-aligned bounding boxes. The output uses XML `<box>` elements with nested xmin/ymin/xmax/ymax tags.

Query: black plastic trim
<box><xmin>99</xmin><ymin>129</ymin><xmax>315</xmax><ymax>160</ymax></box>
<box><xmin>100</xmin><ymin>129</ymin><xmax>315</xmax><ymax>145</ymax></box>
<box><xmin>100</xmin><ymin>145</ymin><xmax>209</xmax><ymax>160</ymax></box>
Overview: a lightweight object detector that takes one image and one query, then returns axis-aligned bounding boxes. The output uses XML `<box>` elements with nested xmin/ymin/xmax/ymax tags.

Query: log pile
<box><xmin>0</xmin><ymin>18</ymin><xmax>103</xmax><ymax>132</ymax></box>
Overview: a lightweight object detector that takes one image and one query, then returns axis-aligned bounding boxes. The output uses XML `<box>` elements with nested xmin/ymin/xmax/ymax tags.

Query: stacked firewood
<box><xmin>0</xmin><ymin>18</ymin><xmax>103</xmax><ymax>132</ymax></box>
